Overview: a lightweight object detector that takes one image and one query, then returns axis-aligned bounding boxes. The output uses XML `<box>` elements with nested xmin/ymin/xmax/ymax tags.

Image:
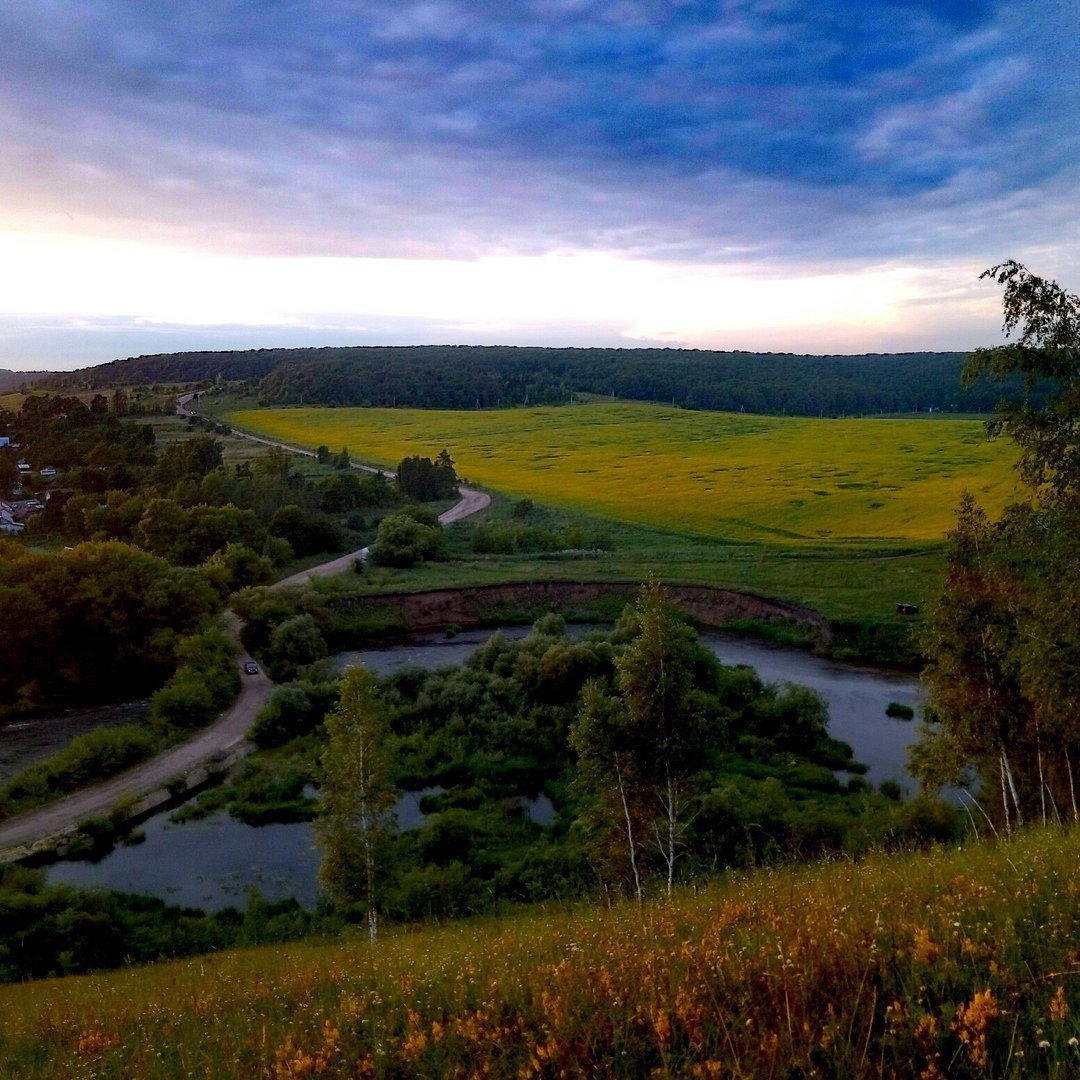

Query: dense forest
<box><xmin>36</xmin><ymin>344</ymin><xmax>1033</xmax><ymax>415</ymax></box>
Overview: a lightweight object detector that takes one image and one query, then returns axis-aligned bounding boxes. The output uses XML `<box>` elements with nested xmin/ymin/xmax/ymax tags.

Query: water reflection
<box><xmin>48</xmin><ymin>785</ymin><xmax>558</xmax><ymax>911</ymax></box>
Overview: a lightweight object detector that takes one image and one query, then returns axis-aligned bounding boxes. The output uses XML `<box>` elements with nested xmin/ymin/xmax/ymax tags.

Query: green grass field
<box><xmin>3</xmin><ymin>826</ymin><xmax>1078</xmax><ymax>1078</ymax></box>
<box><xmin>227</xmin><ymin>403</ymin><xmax>1019</xmax><ymax>545</ymax></box>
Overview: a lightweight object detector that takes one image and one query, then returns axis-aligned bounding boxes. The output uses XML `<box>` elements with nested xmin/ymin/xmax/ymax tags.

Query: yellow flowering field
<box><xmin>3</xmin><ymin>826</ymin><xmax>1079</xmax><ymax>1078</ymax></box>
<box><xmin>228</xmin><ymin>403</ymin><xmax>1019</xmax><ymax>543</ymax></box>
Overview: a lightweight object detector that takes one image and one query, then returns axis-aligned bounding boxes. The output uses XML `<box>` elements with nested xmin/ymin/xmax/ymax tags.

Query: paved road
<box><xmin>0</xmin><ymin>396</ymin><xmax>492</xmax><ymax>858</ymax></box>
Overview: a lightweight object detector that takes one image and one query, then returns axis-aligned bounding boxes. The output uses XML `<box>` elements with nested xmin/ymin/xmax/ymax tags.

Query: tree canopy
<box><xmin>915</xmin><ymin>264</ymin><xmax>1080</xmax><ymax>827</ymax></box>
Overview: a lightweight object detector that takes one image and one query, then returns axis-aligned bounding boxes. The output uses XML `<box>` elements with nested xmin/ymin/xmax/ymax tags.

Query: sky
<box><xmin>1</xmin><ymin>1</ymin><xmax>1077</xmax><ymax>371</ymax></box>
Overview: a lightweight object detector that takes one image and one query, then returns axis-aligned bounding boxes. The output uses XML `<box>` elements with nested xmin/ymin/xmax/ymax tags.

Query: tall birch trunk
<box><xmin>615</xmin><ymin>755</ymin><xmax>643</xmax><ymax>902</ymax></box>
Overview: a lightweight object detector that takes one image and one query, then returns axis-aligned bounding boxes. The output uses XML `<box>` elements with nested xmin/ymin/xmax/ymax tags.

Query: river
<box><xmin>47</xmin><ymin>626</ymin><xmax>922</xmax><ymax>910</ymax></box>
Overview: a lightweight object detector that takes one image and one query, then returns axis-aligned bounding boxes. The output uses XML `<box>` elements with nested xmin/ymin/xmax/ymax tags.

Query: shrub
<box><xmin>250</xmin><ymin>680</ymin><xmax>340</xmax><ymax>748</ymax></box>
<box><xmin>369</xmin><ymin>512</ymin><xmax>446</xmax><ymax>567</ymax></box>
<box><xmin>0</xmin><ymin>727</ymin><xmax>156</xmax><ymax>820</ymax></box>
<box><xmin>149</xmin><ymin>623</ymin><xmax>240</xmax><ymax>738</ymax></box>
<box><xmin>265</xmin><ymin>614</ymin><xmax>328</xmax><ymax>682</ymax></box>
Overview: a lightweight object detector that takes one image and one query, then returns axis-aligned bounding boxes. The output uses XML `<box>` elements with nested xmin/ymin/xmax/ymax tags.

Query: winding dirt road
<box><xmin>0</xmin><ymin>615</ymin><xmax>270</xmax><ymax>859</ymax></box>
<box><xmin>0</xmin><ymin>399</ymin><xmax>491</xmax><ymax>860</ymax></box>
<box><xmin>181</xmin><ymin>391</ymin><xmax>491</xmax><ymax>587</ymax></box>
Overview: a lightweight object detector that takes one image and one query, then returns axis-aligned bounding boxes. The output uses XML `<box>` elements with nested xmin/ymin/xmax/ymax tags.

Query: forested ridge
<box><xmin>37</xmin><ymin>344</ymin><xmax>1030</xmax><ymax>415</ymax></box>
<box><xmin>0</xmin><ymin>369</ymin><xmax>49</xmax><ymax>393</ymax></box>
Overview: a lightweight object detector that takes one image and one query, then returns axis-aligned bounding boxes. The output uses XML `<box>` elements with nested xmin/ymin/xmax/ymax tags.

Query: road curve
<box><xmin>0</xmin><ymin>396</ymin><xmax>492</xmax><ymax>859</ymax></box>
<box><xmin>181</xmin><ymin>391</ymin><xmax>491</xmax><ymax>587</ymax></box>
<box><xmin>0</xmin><ymin>616</ymin><xmax>272</xmax><ymax>857</ymax></box>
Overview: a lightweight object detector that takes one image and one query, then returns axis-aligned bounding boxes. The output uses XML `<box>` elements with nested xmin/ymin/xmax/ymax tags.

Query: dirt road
<box><xmin>182</xmin><ymin>391</ymin><xmax>491</xmax><ymax>587</ymax></box>
<box><xmin>0</xmin><ymin>616</ymin><xmax>271</xmax><ymax>858</ymax></box>
<box><xmin>0</xmin><ymin>396</ymin><xmax>492</xmax><ymax>859</ymax></box>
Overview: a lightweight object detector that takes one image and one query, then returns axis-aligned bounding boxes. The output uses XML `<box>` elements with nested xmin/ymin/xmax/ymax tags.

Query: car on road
<box><xmin>244</xmin><ymin>661</ymin><xmax>260</xmax><ymax>675</ymax></box>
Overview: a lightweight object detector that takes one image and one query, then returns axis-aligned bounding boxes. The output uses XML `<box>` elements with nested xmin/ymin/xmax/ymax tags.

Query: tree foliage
<box><xmin>571</xmin><ymin>584</ymin><xmax>727</xmax><ymax>895</ymax></box>
<box><xmin>916</xmin><ymin>264</ymin><xmax>1080</xmax><ymax>826</ymax></box>
<box><xmin>316</xmin><ymin>666</ymin><xmax>395</xmax><ymax>942</ymax></box>
<box><xmin>368</xmin><ymin>511</ymin><xmax>446</xmax><ymax>567</ymax></box>
<box><xmin>0</xmin><ymin>540</ymin><xmax>221</xmax><ymax>714</ymax></box>
<box><xmin>395</xmin><ymin>451</ymin><xmax>459</xmax><ymax>502</ymax></box>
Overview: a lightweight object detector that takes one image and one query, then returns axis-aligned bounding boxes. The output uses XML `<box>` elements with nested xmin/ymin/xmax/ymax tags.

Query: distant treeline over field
<box><xmin>38</xmin><ymin>345</ymin><xmax>1030</xmax><ymax>415</ymax></box>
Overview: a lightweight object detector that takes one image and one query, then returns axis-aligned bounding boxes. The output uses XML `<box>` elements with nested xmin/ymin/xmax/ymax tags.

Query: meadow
<box><xmin>3</xmin><ymin>825</ymin><xmax>1078</xmax><ymax>1078</ymax></box>
<box><xmin>227</xmin><ymin>403</ymin><xmax>1020</xmax><ymax>545</ymax></box>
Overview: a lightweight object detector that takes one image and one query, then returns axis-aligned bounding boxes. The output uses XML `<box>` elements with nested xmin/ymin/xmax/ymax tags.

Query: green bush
<box><xmin>150</xmin><ymin>623</ymin><xmax>240</xmax><ymax>738</ymax></box>
<box><xmin>0</xmin><ymin>727</ymin><xmax>156</xmax><ymax>820</ymax></box>
<box><xmin>250</xmin><ymin>679</ymin><xmax>340</xmax><ymax>748</ymax></box>
<box><xmin>265</xmin><ymin>614</ymin><xmax>328</xmax><ymax>682</ymax></box>
<box><xmin>369</xmin><ymin>512</ymin><xmax>446</xmax><ymax>567</ymax></box>
<box><xmin>471</xmin><ymin>520</ymin><xmax>613</xmax><ymax>555</ymax></box>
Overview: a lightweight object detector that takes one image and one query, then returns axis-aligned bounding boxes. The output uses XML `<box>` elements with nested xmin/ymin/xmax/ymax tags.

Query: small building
<box><xmin>39</xmin><ymin>466</ymin><xmax>58</xmax><ymax>481</ymax></box>
<box><xmin>0</xmin><ymin>502</ymin><xmax>24</xmax><ymax>534</ymax></box>
<box><xmin>9</xmin><ymin>498</ymin><xmax>43</xmax><ymax>522</ymax></box>
<box><xmin>895</xmin><ymin>603</ymin><xmax>920</xmax><ymax>616</ymax></box>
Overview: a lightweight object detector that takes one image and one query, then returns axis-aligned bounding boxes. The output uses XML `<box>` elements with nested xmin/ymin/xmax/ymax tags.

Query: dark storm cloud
<box><xmin>0</xmin><ymin>0</ymin><xmax>1075</xmax><ymax>261</ymax></box>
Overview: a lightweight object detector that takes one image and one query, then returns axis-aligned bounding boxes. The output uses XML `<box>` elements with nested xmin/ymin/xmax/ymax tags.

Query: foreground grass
<box><xmin>4</xmin><ymin>827</ymin><xmax>1080</xmax><ymax>1078</ymax></box>
<box><xmin>227</xmin><ymin>403</ymin><xmax>1020</xmax><ymax>544</ymax></box>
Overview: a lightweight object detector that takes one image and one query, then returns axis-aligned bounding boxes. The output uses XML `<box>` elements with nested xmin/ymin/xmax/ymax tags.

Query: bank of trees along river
<box><xmin>914</xmin><ymin>264</ymin><xmax>1080</xmax><ymax>831</ymax></box>
<box><xmin>222</xmin><ymin>583</ymin><xmax>945</xmax><ymax>936</ymax></box>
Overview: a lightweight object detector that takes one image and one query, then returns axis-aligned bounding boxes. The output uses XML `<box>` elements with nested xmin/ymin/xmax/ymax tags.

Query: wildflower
<box><xmin>1048</xmin><ymin>985</ymin><xmax>1070</xmax><ymax>1023</ymax></box>
<box><xmin>75</xmin><ymin>1029</ymin><xmax>120</xmax><ymax>1056</ymax></box>
<box><xmin>952</xmin><ymin>989</ymin><xmax>1000</xmax><ymax>1071</ymax></box>
<box><xmin>652</xmin><ymin>1007</ymin><xmax>672</xmax><ymax>1047</ymax></box>
<box><xmin>912</xmin><ymin>928</ymin><xmax>939</xmax><ymax>966</ymax></box>
<box><xmin>400</xmin><ymin>1030</ymin><xmax>429</xmax><ymax>1060</ymax></box>
<box><xmin>690</xmin><ymin>1062</ymin><xmax>725</xmax><ymax>1079</ymax></box>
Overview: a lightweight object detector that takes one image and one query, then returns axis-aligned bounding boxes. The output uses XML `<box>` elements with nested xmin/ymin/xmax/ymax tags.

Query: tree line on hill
<box><xmin>36</xmin><ymin>344</ymin><xmax>1040</xmax><ymax>416</ymax></box>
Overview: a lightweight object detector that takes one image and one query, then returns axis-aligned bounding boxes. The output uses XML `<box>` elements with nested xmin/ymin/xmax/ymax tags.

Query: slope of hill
<box><xmin>34</xmin><ymin>344</ymin><xmax>1028</xmax><ymax>416</ymax></box>
<box><xmin>0</xmin><ymin>369</ymin><xmax>49</xmax><ymax>393</ymax></box>
<box><xmin>2</xmin><ymin>826</ymin><xmax>1077</xmax><ymax>1077</ymax></box>
<box><xmin>230</xmin><ymin>403</ymin><xmax>1021</xmax><ymax>544</ymax></box>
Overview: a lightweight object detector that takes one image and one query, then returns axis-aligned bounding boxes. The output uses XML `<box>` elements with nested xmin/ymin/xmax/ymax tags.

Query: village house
<box><xmin>0</xmin><ymin>500</ymin><xmax>25</xmax><ymax>534</ymax></box>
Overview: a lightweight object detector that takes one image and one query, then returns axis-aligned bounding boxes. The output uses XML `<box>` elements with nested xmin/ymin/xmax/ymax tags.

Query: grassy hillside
<box><xmin>3</xmin><ymin>827</ymin><xmax>1078</xmax><ymax>1077</ymax></box>
<box><xmin>228</xmin><ymin>403</ymin><xmax>1019</xmax><ymax>544</ymax></box>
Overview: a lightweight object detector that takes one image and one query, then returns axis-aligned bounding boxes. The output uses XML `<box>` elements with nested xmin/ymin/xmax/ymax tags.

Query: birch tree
<box><xmin>915</xmin><ymin>263</ymin><xmax>1080</xmax><ymax>824</ymax></box>
<box><xmin>570</xmin><ymin>580</ymin><xmax>706</xmax><ymax>897</ymax></box>
<box><xmin>316</xmin><ymin>665</ymin><xmax>395</xmax><ymax>943</ymax></box>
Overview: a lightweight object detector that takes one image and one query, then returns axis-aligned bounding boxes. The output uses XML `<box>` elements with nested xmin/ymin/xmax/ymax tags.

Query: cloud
<box><xmin>0</xmin><ymin>0</ymin><xmax>1076</xmax><ymax>370</ymax></box>
<box><xmin>0</xmin><ymin>0</ymin><xmax>1073</xmax><ymax>268</ymax></box>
